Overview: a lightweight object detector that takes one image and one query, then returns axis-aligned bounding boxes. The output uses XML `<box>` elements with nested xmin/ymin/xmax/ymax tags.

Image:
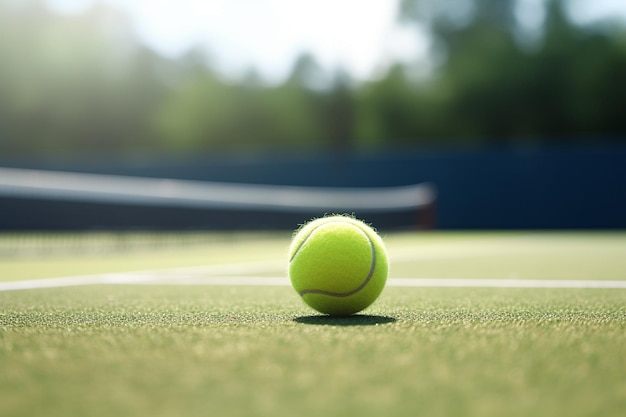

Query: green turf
<box><xmin>387</xmin><ymin>231</ymin><xmax>626</xmax><ymax>280</ymax></box>
<box><xmin>0</xmin><ymin>232</ymin><xmax>291</xmax><ymax>281</ymax></box>
<box><xmin>2</xmin><ymin>232</ymin><xmax>625</xmax><ymax>281</ymax></box>
<box><xmin>1</xmin><ymin>231</ymin><xmax>625</xmax><ymax>417</ymax></box>
<box><xmin>1</xmin><ymin>285</ymin><xmax>624</xmax><ymax>417</ymax></box>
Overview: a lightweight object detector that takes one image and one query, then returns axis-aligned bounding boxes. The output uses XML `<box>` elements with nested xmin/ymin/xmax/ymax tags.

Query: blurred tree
<box><xmin>322</xmin><ymin>71</ymin><xmax>356</xmax><ymax>152</ymax></box>
<box><xmin>0</xmin><ymin>0</ymin><xmax>167</xmax><ymax>155</ymax></box>
<box><xmin>154</xmin><ymin>52</ymin><xmax>327</xmax><ymax>152</ymax></box>
<box><xmin>396</xmin><ymin>0</ymin><xmax>626</xmax><ymax>145</ymax></box>
<box><xmin>356</xmin><ymin>65</ymin><xmax>426</xmax><ymax>147</ymax></box>
<box><xmin>1</xmin><ymin>0</ymin><xmax>625</xmax><ymax>158</ymax></box>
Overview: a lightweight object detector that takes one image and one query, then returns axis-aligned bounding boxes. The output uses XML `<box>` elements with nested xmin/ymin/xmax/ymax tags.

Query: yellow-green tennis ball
<box><xmin>288</xmin><ymin>215</ymin><xmax>388</xmax><ymax>316</ymax></box>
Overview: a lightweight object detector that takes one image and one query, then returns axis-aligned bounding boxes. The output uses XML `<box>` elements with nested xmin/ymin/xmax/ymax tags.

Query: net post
<box><xmin>415</xmin><ymin>183</ymin><xmax>437</xmax><ymax>230</ymax></box>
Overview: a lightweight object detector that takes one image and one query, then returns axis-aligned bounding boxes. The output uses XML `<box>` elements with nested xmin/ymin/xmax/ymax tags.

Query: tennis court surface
<box><xmin>1</xmin><ymin>231</ymin><xmax>625</xmax><ymax>417</ymax></box>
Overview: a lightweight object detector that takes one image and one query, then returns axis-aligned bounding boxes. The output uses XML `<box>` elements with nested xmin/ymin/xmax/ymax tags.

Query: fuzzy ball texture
<box><xmin>288</xmin><ymin>215</ymin><xmax>388</xmax><ymax>316</ymax></box>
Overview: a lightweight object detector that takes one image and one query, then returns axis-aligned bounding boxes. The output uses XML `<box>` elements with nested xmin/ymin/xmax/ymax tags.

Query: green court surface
<box><xmin>1</xmin><ymin>232</ymin><xmax>625</xmax><ymax>417</ymax></box>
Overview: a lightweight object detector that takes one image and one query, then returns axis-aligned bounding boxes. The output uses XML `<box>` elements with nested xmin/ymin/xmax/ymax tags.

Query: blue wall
<box><xmin>2</xmin><ymin>145</ymin><xmax>625</xmax><ymax>229</ymax></box>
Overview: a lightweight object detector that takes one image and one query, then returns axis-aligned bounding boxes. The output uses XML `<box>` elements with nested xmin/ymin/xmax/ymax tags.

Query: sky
<box><xmin>45</xmin><ymin>0</ymin><xmax>626</xmax><ymax>83</ymax></box>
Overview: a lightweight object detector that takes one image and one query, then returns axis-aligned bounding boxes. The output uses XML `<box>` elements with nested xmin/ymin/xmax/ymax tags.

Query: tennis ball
<box><xmin>288</xmin><ymin>215</ymin><xmax>388</xmax><ymax>316</ymax></box>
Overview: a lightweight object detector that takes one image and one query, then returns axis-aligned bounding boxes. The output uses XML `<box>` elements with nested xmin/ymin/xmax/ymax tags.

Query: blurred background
<box><xmin>0</xmin><ymin>0</ymin><xmax>625</xmax><ymax>230</ymax></box>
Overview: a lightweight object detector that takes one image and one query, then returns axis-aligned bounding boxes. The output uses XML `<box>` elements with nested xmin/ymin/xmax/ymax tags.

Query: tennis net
<box><xmin>0</xmin><ymin>167</ymin><xmax>437</xmax><ymax>231</ymax></box>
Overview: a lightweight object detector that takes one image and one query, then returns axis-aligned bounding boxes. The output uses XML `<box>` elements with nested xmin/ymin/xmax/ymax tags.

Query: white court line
<box><xmin>1</xmin><ymin>274</ymin><xmax>626</xmax><ymax>292</ymax></box>
<box><xmin>0</xmin><ymin>260</ymin><xmax>287</xmax><ymax>292</ymax></box>
<box><xmin>136</xmin><ymin>276</ymin><xmax>626</xmax><ymax>289</ymax></box>
<box><xmin>0</xmin><ymin>273</ymin><xmax>159</xmax><ymax>291</ymax></box>
<box><xmin>387</xmin><ymin>278</ymin><xmax>626</xmax><ymax>289</ymax></box>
